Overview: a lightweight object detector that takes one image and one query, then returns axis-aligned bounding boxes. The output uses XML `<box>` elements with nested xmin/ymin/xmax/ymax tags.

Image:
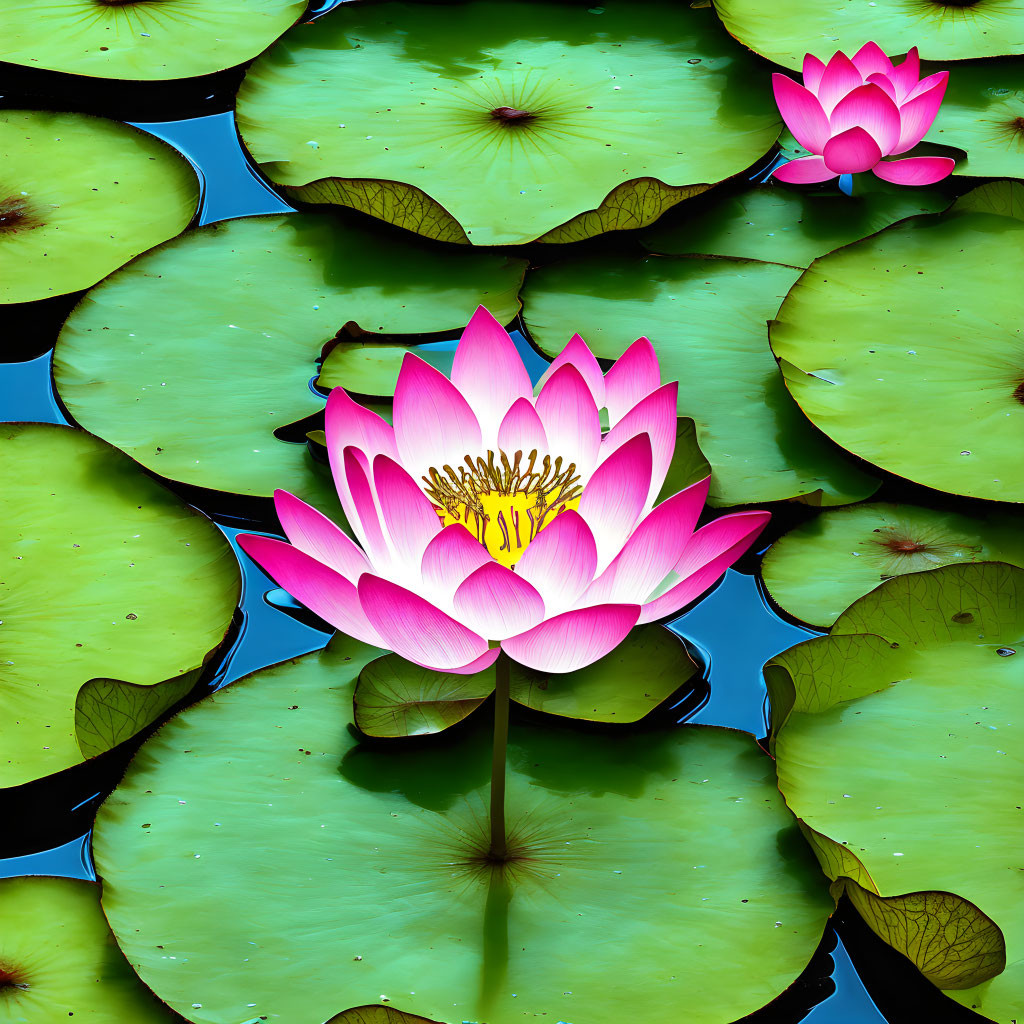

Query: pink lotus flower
<box><xmin>771</xmin><ymin>42</ymin><xmax>955</xmax><ymax>187</ymax></box>
<box><xmin>238</xmin><ymin>308</ymin><xmax>768</xmax><ymax>675</ymax></box>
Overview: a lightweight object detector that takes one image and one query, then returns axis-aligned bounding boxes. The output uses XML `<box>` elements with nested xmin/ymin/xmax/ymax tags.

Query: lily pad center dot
<box><xmin>0</xmin><ymin>962</ymin><xmax>29</xmax><ymax>991</ymax></box>
<box><xmin>490</xmin><ymin>106</ymin><xmax>537</xmax><ymax>126</ymax></box>
<box><xmin>1013</xmin><ymin>380</ymin><xmax>1024</xmax><ymax>404</ymax></box>
<box><xmin>0</xmin><ymin>196</ymin><xmax>35</xmax><ymax>233</ymax></box>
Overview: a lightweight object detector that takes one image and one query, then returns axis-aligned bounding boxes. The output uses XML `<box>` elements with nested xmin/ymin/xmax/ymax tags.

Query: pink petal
<box><xmin>829</xmin><ymin>84</ymin><xmax>901</xmax><ymax>156</ymax></box>
<box><xmin>577</xmin><ymin>433</ymin><xmax>652</xmax><ymax>572</ymax></box>
<box><xmin>817</xmin><ymin>51</ymin><xmax>865</xmax><ymax>115</ymax></box>
<box><xmin>325</xmin><ymin>388</ymin><xmax>398</xmax><ymax>525</ymax></box>
<box><xmin>534</xmin><ymin>363</ymin><xmax>601</xmax><ymax>474</ymax></box>
<box><xmin>802</xmin><ymin>53</ymin><xmax>826</xmax><ymax>94</ymax></box>
<box><xmin>772</xmin><ymin>155</ymin><xmax>838</xmax><ymax>184</ymax></box>
<box><xmin>393</xmin><ymin>353</ymin><xmax>482</xmax><ymax>481</ymax></box>
<box><xmin>583</xmin><ymin>480</ymin><xmax>710</xmax><ymax>606</ymax></box>
<box><xmin>772</xmin><ymin>74</ymin><xmax>831</xmax><ymax>153</ymax></box>
<box><xmin>537</xmin><ymin>333</ymin><xmax>606</xmax><ymax>410</ymax></box>
<box><xmin>905</xmin><ymin>70</ymin><xmax>949</xmax><ymax>103</ymax></box>
<box><xmin>515</xmin><ymin>510</ymin><xmax>598</xmax><ymax>615</ymax></box>
<box><xmin>823</xmin><ymin>127</ymin><xmax>883</xmax><ymax>174</ymax></box>
<box><xmin>236</xmin><ymin>534</ymin><xmax>383</xmax><ymax>646</ymax></box>
<box><xmin>501</xmin><ymin>603</ymin><xmax>641</xmax><ymax>673</ymax></box>
<box><xmin>372</xmin><ymin>454</ymin><xmax>441</xmax><ymax>567</ymax></box>
<box><xmin>887</xmin><ymin>47</ymin><xmax>920</xmax><ymax>103</ymax></box>
<box><xmin>496</xmin><ymin>396</ymin><xmax>549</xmax><ymax>456</ymax></box>
<box><xmin>325</xmin><ymin>387</ymin><xmax>397</xmax><ymax>470</ymax></box>
<box><xmin>453</xmin><ymin>562</ymin><xmax>545</xmax><ymax>640</ymax></box>
<box><xmin>893</xmin><ymin>73</ymin><xmax>948</xmax><ymax>153</ymax></box>
<box><xmin>603</xmin><ymin>336</ymin><xmax>661</xmax><ymax>428</ymax></box>
<box><xmin>851</xmin><ymin>41</ymin><xmax>893</xmax><ymax>78</ymax></box>
<box><xmin>342</xmin><ymin>447</ymin><xmax>391</xmax><ymax>568</ymax></box>
<box><xmin>450</xmin><ymin>306</ymin><xmax>532</xmax><ymax>445</ymax></box>
<box><xmin>273</xmin><ymin>489</ymin><xmax>369</xmax><ymax>583</ymax></box>
<box><xmin>599</xmin><ymin>382</ymin><xmax>678</xmax><ymax>510</ymax></box>
<box><xmin>865</xmin><ymin>72</ymin><xmax>897</xmax><ymax>103</ymax></box>
<box><xmin>871</xmin><ymin>156</ymin><xmax>955</xmax><ymax>186</ymax></box>
<box><xmin>638</xmin><ymin>511</ymin><xmax>769</xmax><ymax>623</ymax></box>
<box><xmin>358</xmin><ymin>574</ymin><xmax>491</xmax><ymax>672</ymax></box>
<box><xmin>420</xmin><ymin>523</ymin><xmax>492</xmax><ymax>603</ymax></box>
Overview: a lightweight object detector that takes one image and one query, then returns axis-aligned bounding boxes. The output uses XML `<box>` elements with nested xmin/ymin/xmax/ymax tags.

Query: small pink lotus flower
<box><xmin>772</xmin><ymin>42</ymin><xmax>955</xmax><ymax>187</ymax></box>
<box><xmin>238</xmin><ymin>308</ymin><xmax>768</xmax><ymax>675</ymax></box>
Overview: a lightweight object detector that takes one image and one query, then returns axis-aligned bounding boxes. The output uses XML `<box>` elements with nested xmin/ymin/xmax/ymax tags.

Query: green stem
<box><xmin>489</xmin><ymin>651</ymin><xmax>510</xmax><ymax>862</ymax></box>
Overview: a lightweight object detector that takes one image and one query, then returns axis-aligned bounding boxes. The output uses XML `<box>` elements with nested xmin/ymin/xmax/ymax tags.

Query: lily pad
<box><xmin>327</xmin><ymin>1011</ymin><xmax>440</xmax><ymax>1024</ymax></box>
<box><xmin>53</xmin><ymin>213</ymin><xmax>526</xmax><ymax>500</ymax></box>
<box><xmin>642</xmin><ymin>183</ymin><xmax>950</xmax><ymax>269</ymax></box>
<box><xmin>235</xmin><ymin>0</ymin><xmax>781</xmax><ymax>245</ymax></box>
<box><xmin>925</xmin><ymin>57</ymin><xmax>1024</xmax><ymax>178</ymax></box>
<box><xmin>771</xmin><ymin>182</ymin><xmax>1024</xmax><ymax>502</ymax></box>
<box><xmin>94</xmin><ymin>635</ymin><xmax>831</xmax><ymax>1024</ymax></box>
<box><xmin>762</xmin><ymin>503</ymin><xmax>1024</xmax><ymax>627</ymax></box>
<box><xmin>711</xmin><ymin>0</ymin><xmax>1024</xmax><ymax>69</ymax></box>
<box><xmin>318</xmin><ymin>342</ymin><xmax>455</xmax><ymax>398</ymax></box>
<box><xmin>765</xmin><ymin>562</ymin><xmax>1024</xmax><ymax>1022</ymax></box>
<box><xmin>0</xmin><ymin>109</ymin><xmax>199</xmax><ymax>304</ymax></box>
<box><xmin>0</xmin><ymin>0</ymin><xmax>304</xmax><ymax>80</ymax></box>
<box><xmin>521</xmin><ymin>252</ymin><xmax>879</xmax><ymax>506</ymax></box>
<box><xmin>355</xmin><ymin>625</ymin><xmax>700</xmax><ymax>736</ymax></box>
<box><xmin>0</xmin><ymin>876</ymin><xmax>182</xmax><ymax>1022</ymax></box>
<box><xmin>0</xmin><ymin>423</ymin><xmax>239</xmax><ymax>788</ymax></box>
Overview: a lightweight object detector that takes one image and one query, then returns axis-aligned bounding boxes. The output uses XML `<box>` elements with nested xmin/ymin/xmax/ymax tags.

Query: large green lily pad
<box><xmin>926</xmin><ymin>58</ymin><xmax>1024</xmax><ymax>179</ymax></box>
<box><xmin>711</xmin><ymin>0</ymin><xmax>1024</xmax><ymax>69</ymax></box>
<box><xmin>0</xmin><ymin>0</ymin><xmax>304</xmax><ymax>80</ymax></box>
<box><xmin>765</xmin><ymin>562</ymin><xmax>1024</xmax><ymax>1022</ymax></box>
<box><xmin>521</xmin><ymin>252</ymin><xmax>879</xmax><ymax>506</ymax></box>
<box><xmin>0</xmin><ymin>424</ymin><xmax>239</xmax><ymax>789</ymax></box>
<box><xmin>235</xmin><ymin>1</ymin><xmax>781</xmax><ymax>245</ymax></box>
<box><xmin>53</xmin><ymin>213</ymin><xmax>525</xmax><ymax>501</ymax></box>
<box><xmin>355</xmin><ymin>625</ymin><xmax>700</xmax><ymax>736</ymax></box>
<box><xmin>0</xmin><ymin>876</ymin><xmax>182</xmax><ymax>1022</ymax></box>
<box><xmin>770</xmin><ymin>183</ymin><xmax>1024</xmax><ymax>503</ymax></box>
<box><xmin>94</xmin><ymin>635</ymin><xmax>831</xmax><ymax>1024</ymax></box>
<box><xmin>0</xmin><ymin>110</ymin><xmax>198</xmax><ymax>304</ymax></box>
<box><xmin>642</xmin><ymin>183</ymin><xmax>950</xmax><ymax>269</ymax></box>
<box><xmin>762</xmin><ymin>503</ymin><xmax>1024</xmax><ymax>627</ymax></box>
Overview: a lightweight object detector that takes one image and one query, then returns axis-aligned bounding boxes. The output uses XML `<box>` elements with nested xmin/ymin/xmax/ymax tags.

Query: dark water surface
<box><xmin>0</xmin><ymin>41</ymin><xmax>985</xmax><ymax>1024</ymax></box>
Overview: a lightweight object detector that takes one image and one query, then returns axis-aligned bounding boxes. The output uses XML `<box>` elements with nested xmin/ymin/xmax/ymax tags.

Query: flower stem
<box><xmin>489</xmin><ymin>651</ymin><xmax>510</xmax><ymax>862</ymax></box>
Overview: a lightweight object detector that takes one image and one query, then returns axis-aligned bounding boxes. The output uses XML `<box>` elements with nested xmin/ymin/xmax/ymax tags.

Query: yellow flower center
<box><xmin>423</xmin><ymin>449</ymin><xmax>582</xmax><ymax>568</ymax></box>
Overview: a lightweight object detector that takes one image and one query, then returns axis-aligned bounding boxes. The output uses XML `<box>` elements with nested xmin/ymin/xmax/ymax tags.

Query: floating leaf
<box><xmin>75</xmin><ymin>669</ymin><xmax>201</xmax><ymax>760</ymax></box>
<box><xmin>521</xmin><ymin>252</ymin><xmax>879</xmax><ymax>506</ymax></box>
<box><xmin>318</xmin><ymin>342</ymin><xmax>455</xmax><ymax>398</ymax></box>
<box><xmin>0</xmin><ymin>110</ymin><xmax>198</xmax><ymax>304</ymax></box>
<box><xmin>926</xmin><ymin>58</ymin><xmax>1024</xmax><ymax>179</ymax></box>
<box><xmin>355</xmin><ymin>655</ymin><xmax>493</xmax><ymax>737</ymax></box>
<box><xmin>509</xmin><ymin>624</ymin><xmax>699</xmax><ymax>723</ymax></box>
<box><xmin>0</xmin><ymin>876</ymin><xmax>183</xmax><ymax>1022</ymax></box>
<box><xmin>0</xmin><ymin>0</ymin><xmax>305</xmax><ymax>80</ymax></box>
<box><xmin>355</xmin><ymin>625</ymin><xmax>700</xmax><ymax>736</ymax></box>
<box><xmin>326</xmin><ymin>1010</ymin><xmax>441</xmax><ymax>1024</ymax></box>
<box><xmin>771</xmin><ymin>182</ymin><xmax>1024</xmax><ymax>502</ymax></box>
<box><xmin>711</xmin><ymin>0</ymin><xmax>1024</xmax><ymax>69</ymax></box>
<box><xmin>53</xmin><ymin>213</ymin><xmax>526</xmax><ymax>500</ymax></box>
<box><xmin>642</xmin><ymin>183</ymin><xmax>950</xmax><ymax>269</ymax></box>
<box><xmin>236</xmin><ymin>0</ymin><xmax>780</xmax><ymax>245</ymax></box>
<box><xmin>95</xmin><ymin>635</ymin><xmax>830</xmax><ymax>1024</ymax></box>
<box><xmin>762</xmin><ymin>503</ymin><xmax>1024</xmax><ymax>627</ymax></box>
<box><xmin>766</xmin><ymin>563</ymin><xmax>1024</xmax><ymax>1021</ymax></box>
<box><xmin>0</xmin><ymin>424</ymin><xmax>239</xmax><ymax>788</ymax></box>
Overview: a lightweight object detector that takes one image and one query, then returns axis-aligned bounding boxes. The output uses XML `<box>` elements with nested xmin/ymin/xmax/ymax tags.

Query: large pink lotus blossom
<box><xmin>238</xmin><ymin>308</ymin><xmax>768</xmax><ymax>675</ymax></box>
<box><xmin>772</xmin><ymin>42</ymin><xmax>955</xmax><ymax>187</ymax></box>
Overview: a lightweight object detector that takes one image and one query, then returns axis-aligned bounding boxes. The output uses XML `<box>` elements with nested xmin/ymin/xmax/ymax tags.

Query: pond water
<box><xmin>0</xmin><ymin>37</ymin><xmax>987</xmax><ymax>1024</ymax></box>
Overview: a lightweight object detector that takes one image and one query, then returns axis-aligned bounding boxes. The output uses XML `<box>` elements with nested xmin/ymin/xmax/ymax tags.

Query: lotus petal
<box><xmin>273</xmin><ymin>489</ymin><xmax>369</xmax><ymax>582</ymax></box>
<box><xmin>829</xmin><ymin>84</ymin><xmax>901</xmax><ymax>156</ymax></box>
<box><xmin>823</xmin><ymin>127</ymin><xmax>883</xmax><ymax>174</ymax></box>
<box><xmin>514</xmin><ymin>510</ymin><xmax>598</xmax><ymax>615</ymax></box>
<box><xmin>772</xmin><ymin>155</ymin><xmax>838</xmax><ymax>183</ymax></box>
<box><xmin>537</xmin><ymin>333</ymin><xmax>606</xmax><ymax>410</ymax></box>
<box><xmin>502</xmin><ymin>604</ymin><xmax>641</xmax><ymax>672</ymax></box>
<box><xmin>603</xmin><ymin>336</ymin><xmax>661</xmax><ymax>428</ymax></box>
<box><xmin>453</xmin><ymin>562</ymin><xmax>545</xmax><ymax>640</ymax></box>
<box><xmin>772</xmin><ymin>74</ymin><xmax>831</xmax><ymax>153</ymax></box>
<box><xmin>872</xmin><ymin>156</ymin><xmax>955</xmax><ymax>186</ymax></box>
